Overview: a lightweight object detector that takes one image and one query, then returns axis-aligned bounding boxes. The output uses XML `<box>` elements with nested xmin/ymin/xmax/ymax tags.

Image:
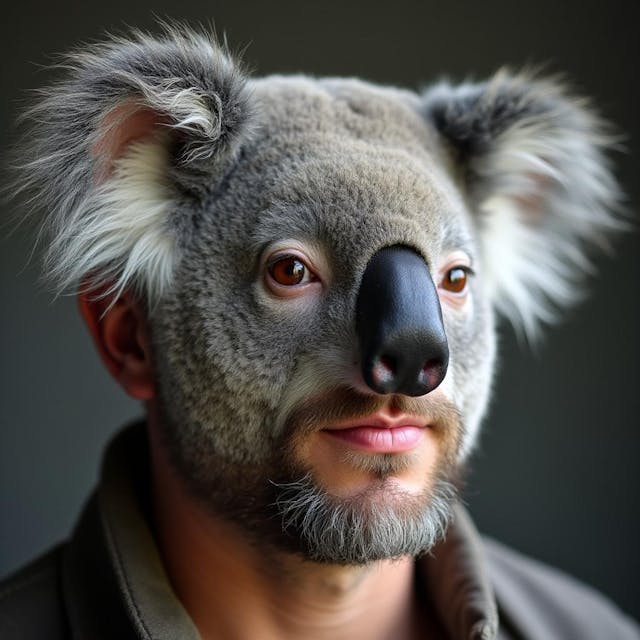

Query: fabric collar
<box><xmin>62</xmin><ymin>424</ymin><xmax>499</xmax><ymax>640</ymax></box>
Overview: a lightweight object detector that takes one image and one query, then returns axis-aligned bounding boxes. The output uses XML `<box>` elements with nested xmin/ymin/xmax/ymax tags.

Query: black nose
<box><xmin>355</xmin><ymin>245</ymin><xmax>449</xmax><ymax>396</ymax></box>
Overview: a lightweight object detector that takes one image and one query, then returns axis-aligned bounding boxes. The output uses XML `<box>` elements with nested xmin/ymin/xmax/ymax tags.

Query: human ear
<box><xmin>78</xmin><ymin>289</ymin><xmax>155</xmax><ymax>401</ymax></box>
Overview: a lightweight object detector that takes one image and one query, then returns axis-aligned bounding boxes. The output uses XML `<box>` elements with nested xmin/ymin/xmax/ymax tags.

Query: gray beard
<box><xmin>270</xmin><ymin>473</ymin><xmax>458</xmax><ymax>565</ymax></box>
<box><xmin>158</xmin><ymin>449</ymin><xmax>461</xmax><ymax>566</ymax></box>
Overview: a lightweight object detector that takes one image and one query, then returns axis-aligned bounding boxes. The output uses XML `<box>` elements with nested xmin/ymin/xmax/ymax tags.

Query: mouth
<box><xmin>321</xmin><ymin>413</ymin><xmax>428</xmax><ymax>453</ymax></box>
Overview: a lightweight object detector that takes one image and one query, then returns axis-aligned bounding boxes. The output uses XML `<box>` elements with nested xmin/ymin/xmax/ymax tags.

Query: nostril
<box><xmin>367</xmin><ymin>354</ymin><xmax>445</xmax><ymax>396</ymax></box>
<box><xmin>371</xmin><ymin>355</ymin><xmax>396</xmax><ymax>387</ymax></box>
<box><xmin>418</xmin><ymin>360</ymin><xmax>444</xmax><ymax>389</ymax></box>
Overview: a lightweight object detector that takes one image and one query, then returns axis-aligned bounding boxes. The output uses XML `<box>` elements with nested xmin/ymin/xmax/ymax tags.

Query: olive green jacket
<box><xmin>1</xmin><ymin>426</ymin><xmax>637</xmax><ymax>639</ymax></box>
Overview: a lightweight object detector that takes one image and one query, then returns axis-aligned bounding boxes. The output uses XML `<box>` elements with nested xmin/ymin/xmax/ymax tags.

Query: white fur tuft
<box><xmin>477</xmin><ymin>117</ymin><xmax>623</xmax><ymax>340</ymax></box>
<box><xmin>45</xmin><ymin>136</ymin><xmax>176</xmax><ymax>302</ymax></box>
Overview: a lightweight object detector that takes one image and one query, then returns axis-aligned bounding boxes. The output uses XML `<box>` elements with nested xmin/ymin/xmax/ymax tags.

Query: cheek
<box><xmin>152</xmin><ymin>285</ymin><xmax>305</xmax><ymax>465</ymax></box>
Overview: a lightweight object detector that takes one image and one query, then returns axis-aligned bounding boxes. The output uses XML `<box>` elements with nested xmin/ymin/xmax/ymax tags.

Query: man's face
<box><xmin>153</xmin><ymin>382</ymin><xmax>466</xmax><ymax>564</ymax></box>
<box><xmin>150</xmin><ymin>79</ymin><xmax>496</xmax><ymax>563</ymax></box>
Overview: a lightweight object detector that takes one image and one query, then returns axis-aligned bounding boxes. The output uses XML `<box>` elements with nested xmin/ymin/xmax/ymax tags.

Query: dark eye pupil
<box><xmin>269</xmin><ymin>257</ymin><xmax>306</xmax><ymax>285</ymax></box>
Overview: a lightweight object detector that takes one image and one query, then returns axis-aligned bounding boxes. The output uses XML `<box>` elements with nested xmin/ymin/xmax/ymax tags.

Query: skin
<box><xmin>79</xmin><ymin>290</ymin><xmax>449</xmax><ymax>639</ymax></box>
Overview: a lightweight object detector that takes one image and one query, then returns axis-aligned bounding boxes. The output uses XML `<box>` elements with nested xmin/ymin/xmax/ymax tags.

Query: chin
<box><xmin>270</xmin><ymin>470</ymin><xmax>459</xmax><ymax>565</ymax></box>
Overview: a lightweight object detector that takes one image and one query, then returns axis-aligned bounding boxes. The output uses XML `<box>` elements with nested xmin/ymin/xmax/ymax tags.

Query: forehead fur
<box><xmin>204</xmin><ymin>76</ymin><xmax>475</xmax><ymax>269</ymax></box>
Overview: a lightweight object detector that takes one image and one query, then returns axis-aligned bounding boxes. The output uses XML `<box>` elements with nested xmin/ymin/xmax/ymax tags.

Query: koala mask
<box><xmin>15</xmin><ymin>27</ymin><xmax>620</xmax><ymax>564</ymax></box>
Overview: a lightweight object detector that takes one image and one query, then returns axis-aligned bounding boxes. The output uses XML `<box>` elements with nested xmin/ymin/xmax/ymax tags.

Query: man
<box><xmin>1</xmin><ymin>25</ymin><xmax>638</xmax><ymax>639</ymax></box>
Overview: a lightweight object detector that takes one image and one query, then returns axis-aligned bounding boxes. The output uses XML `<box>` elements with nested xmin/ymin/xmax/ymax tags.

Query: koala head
<box><xmin>14</xmin><ymin>27</ymin><xmax>621</xmax><ymax>563</ymax></box>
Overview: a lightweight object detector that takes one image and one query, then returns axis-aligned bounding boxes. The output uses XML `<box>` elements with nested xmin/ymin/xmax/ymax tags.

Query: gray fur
<box><xmin>9</xmin><ymin>27</ymin><xmax>623</xmax><ymax>563</ymax></box>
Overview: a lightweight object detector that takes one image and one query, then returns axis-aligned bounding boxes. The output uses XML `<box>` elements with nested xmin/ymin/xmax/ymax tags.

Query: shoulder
<box><xmin>0</xmin><ymin>545</ymin><xmax>70</xmax><ymax>639</ymax></box>
<box><xmin>483</xmin><ymin>537</ymin><xmax>640</xmax><ymax>640</ymax></box>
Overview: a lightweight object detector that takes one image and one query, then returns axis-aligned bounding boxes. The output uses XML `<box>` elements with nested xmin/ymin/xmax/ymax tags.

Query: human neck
<box><xmin>147</xmin><ymin>427</ymin><xmax>433</xmax><ymax>640</ymax></box>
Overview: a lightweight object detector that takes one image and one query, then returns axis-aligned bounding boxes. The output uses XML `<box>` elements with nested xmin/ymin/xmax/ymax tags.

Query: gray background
<box><xmin>1</xmin><ymin>0</ymin><xmax>638</xmax><ymax>621</ymax></box>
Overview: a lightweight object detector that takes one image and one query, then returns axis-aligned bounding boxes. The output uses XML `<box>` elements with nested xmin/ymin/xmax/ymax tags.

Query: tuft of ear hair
<box><xmin>423</xmin><ymin>70</ymin><xmax>624</xmax><ymax>340</ymax></box>
<box><xmin>10</xmin><ymin>24</ymin><xmax>253</xmax><ymax>304</ymax></box>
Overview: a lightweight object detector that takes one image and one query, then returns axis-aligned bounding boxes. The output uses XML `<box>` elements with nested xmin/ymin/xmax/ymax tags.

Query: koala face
<box><xmin>13</xmin><ymin>27</ymin><xmax>621</xmax><ymax>562</ymax></box>
<box><xmin>154</xmin><ymin>76</ymin><xmax>494</xmax><ymax>474</ymax></box>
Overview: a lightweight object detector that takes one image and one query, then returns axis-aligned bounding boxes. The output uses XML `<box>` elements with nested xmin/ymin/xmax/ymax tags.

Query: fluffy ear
<box><xmin>12</xmin><ymin>25</ymin><xmax>254</xmax><ymax>303</ymax></box>
<box><xmin>422</xmin><ymin>70</ymin><xmax>623</xmax><ymax>339</ymax></box>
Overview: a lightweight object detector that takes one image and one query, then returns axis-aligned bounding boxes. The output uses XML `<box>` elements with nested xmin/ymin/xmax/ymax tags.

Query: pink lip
<box><xmin>322</xmin><ymin>414</ymin><xmax>427</xmax><ymax>453</ymax></box>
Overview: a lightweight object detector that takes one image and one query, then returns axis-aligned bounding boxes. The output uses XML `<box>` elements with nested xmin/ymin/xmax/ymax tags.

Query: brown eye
<box><xmin>267</xmin><ymin>255</ymin><xmax>311</xmax><ymax>286</ymax></box>
<box><xmin>441</xmin><ymin>267</ymin><xmax>469</xmax><ymax>294</ymax></box>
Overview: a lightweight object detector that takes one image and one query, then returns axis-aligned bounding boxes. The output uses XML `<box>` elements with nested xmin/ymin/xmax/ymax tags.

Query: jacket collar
<box><xmin>420</xmin><ymin>506</ymin><xmax>499</xmax><ymax>639</ymax></box>
<box><xmin>62</xmin><ymin>424</ymin><xmax>498</xmax><ymax>640</ymax></box>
